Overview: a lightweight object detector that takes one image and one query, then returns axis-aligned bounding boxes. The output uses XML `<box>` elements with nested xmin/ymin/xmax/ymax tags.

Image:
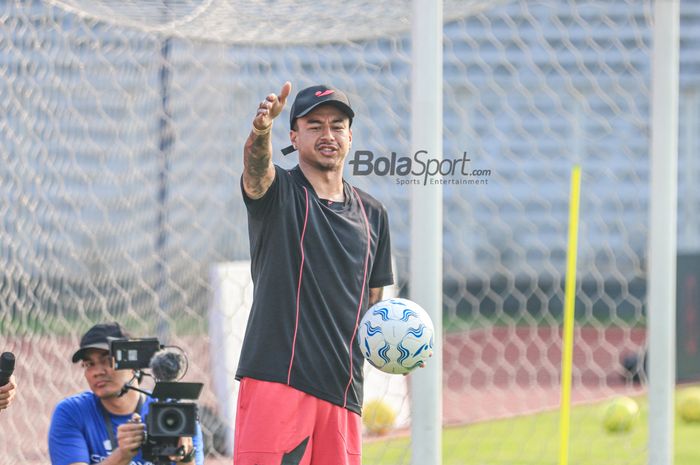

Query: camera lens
<box><xmin>157</xmin><ymin>406</ymin><xmax>186</xmax><ymax>435</ymax></box>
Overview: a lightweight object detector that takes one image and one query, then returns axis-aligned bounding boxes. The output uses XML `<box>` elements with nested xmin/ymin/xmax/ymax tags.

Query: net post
<box><xmin>648</xmin><ymin>1</ymin><xmax>680</xmax><ymax>465</ymax></box>
<box><xmin>410</xmin><ymin>2</ymin><xmax>443</xmax><ymax>465</ymax></box>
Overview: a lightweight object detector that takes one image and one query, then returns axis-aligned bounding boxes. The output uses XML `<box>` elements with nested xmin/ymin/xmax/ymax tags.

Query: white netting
<box><xmin>1</xmin><ymin>0</ymin><xmax>699</xmax><ymax>464</ymax></box>
<box><xmin>46</xmin><ymin>0</ymin><xmax>504</xmax><ymax>43</ymax></box>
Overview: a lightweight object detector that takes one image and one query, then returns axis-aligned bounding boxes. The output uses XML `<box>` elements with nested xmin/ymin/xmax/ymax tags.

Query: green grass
<box><xmin>363</xmin><ymin>388</ymin><xmax>700</xmax><ymax>465</ymax></box>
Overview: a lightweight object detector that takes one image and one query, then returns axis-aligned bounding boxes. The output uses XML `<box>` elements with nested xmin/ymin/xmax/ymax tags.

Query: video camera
<box><xmin>109</xmin><ymin>337</ymin><xmax>203</xmax><ymax>464</ymax></box>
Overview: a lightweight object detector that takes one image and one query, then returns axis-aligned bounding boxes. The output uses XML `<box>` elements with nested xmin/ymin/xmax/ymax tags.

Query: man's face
<box><xmin>291</xmin><ymin>105</ymin><xmax>352</xmax><ymax>172</ymax></box>
<box><xmin>81</xmin><ymin>349</ymin><xmax>133</xmax><ymax>399</ymax></box>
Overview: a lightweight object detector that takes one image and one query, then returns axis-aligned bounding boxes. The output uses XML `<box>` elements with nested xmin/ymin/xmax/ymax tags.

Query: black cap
<box><xmin>281</xmin><ymin>85</ymin><xmax>354</xmax><ymax>156</ymax></box>
<box><xmin>71</xmin><ymin>322</ymin><xmax>129</xmax><ymax>363</ymax></box>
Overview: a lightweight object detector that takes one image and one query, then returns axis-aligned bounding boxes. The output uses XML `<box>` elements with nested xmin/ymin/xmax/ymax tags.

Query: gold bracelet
<box><xmin>252</xmin><ymin>123</ymin><xmax>272</xmax><ymax>136</ymax></box>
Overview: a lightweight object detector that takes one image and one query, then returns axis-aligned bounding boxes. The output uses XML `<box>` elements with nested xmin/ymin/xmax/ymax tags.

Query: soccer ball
<box><xmin>602</xmin><ymin>396</ymin><xmax>640</xmax><ymax>433</ymax></box>
<box><xmin>362</xmin><ymin>399</ymin><xmax>397</xmax><ymax>435</ymax></box>
<box><xmin>357</xmin><ymin>298</ymin><xmax>434</xmax><ymax>375</ymax></box>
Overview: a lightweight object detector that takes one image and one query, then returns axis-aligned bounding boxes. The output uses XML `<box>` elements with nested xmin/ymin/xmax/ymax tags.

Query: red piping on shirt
<box><xmin>343</xmin><ymin>187</ymin><xmax>371</xmax><ymax>408</ymax></box>
<box><xmin>287</xmin><ymin>186</ymin><xmax>310</xmax><ymax>385</ymax></box>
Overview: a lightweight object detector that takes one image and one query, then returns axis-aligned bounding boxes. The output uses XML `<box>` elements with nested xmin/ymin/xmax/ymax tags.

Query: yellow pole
<box><xmin>558</xmin><ymin>165</ymin><xmax>581</xmax><ymax>465</ymax></box>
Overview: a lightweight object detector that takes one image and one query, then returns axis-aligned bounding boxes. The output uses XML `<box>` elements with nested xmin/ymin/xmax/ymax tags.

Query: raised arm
<box><xmin>242</xmin><ymin>81</ymin><xmax>292</xmax><ymax>199</ymax></box>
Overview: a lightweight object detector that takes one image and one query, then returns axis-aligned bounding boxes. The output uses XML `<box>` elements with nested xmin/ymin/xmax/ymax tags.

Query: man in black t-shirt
<box><xmin>236</xmin><ymin>82</ymin><xmax>394</xmax><ymax>465</ymax></box>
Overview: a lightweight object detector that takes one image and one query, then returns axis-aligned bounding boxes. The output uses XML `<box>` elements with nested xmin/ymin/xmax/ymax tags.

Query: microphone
<box><xmin>149</xmin><ymin>348</ymin><xmax>187</xmax><ymax>382</ymax></box>
<box><xmin>0</xmin><ymin>352</ymin><xmax>15</xmax><ymax>387</ymax></box>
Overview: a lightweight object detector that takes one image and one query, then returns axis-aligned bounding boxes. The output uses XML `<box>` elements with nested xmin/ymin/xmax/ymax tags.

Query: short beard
<box><xmin>307</xmin><ymin>149</ymin><xmax>347</xmax><ymax>173</ymax></box>
<box><xmin>93</xmin><ymin>381</ymin><xmax>122</xmax><ymax>399</ymax></box>
<box><xmin>313</xmin><ymin>159</ymin><xmax>343</xmax><ymax>172</ymax></box>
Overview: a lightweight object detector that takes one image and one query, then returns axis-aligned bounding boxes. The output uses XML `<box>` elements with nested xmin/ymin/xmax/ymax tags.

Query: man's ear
<box><xmin>290</xmin><ymin>130</ymin><xmax>298</xmax><ymax>149</ymax></box>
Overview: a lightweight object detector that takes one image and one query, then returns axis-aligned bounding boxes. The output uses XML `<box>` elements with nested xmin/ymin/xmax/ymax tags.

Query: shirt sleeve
<box><xmin>192</xmin><ymin>422</ymin><xmax>205</xmax><ymax>465</ymax></box>
<box><xmin>369</xmin><ymin>206</ymin><xmax>394</xmax><ymax>289</ymax></box>
<box><xmin>48</xmin><ymin>400</ymin><xmax>90</xmax><ymax>465</ymax></box>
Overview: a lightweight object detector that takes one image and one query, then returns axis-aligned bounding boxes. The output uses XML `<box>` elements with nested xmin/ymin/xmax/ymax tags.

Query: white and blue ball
<box><xmin>357</xmin><ymin>298</ymin><xmax>434</xmax><ymax>375</ymax></box>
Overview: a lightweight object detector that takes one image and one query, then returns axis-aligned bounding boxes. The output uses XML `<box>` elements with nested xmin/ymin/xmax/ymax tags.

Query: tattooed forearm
<box><xmin>242</xmin><ymin>83</ymin><xmax>290</xmax><ymax>199</ymax></box>
<box><xmin>243</xmin><ymin>130</ymin><xmax>274</xmax><ymax>199</ymax></box>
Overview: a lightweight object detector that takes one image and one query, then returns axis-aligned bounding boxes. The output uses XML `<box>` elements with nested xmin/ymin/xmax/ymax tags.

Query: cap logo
<box><xmin>315</xmin><ymin>89</ymin><xmax>334</xmax><ymax>97</ymax></box>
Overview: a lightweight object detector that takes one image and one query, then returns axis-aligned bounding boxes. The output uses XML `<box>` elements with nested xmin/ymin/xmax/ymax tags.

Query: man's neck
<box><xmin>298</xmin><ymin>162</ymin><xmax>345</xmax><ymax>201</ymax></box>
<box><xmin>99</xmin><ymin>388</ymin><xmax>140</xmax><ymax>415</ymax></box>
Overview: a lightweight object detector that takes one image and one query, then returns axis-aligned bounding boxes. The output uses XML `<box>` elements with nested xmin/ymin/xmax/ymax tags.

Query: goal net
<box><xmin>1</xmin><ymin>1</ymin><xmax>698</xmax><ymax>464</ymax></box>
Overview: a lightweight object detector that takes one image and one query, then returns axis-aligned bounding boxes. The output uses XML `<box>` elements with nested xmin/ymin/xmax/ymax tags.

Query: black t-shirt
<box><xmin>237</xmin><ymin>164</ymin><xmax>394</xmax><ymax>414</ymax></box>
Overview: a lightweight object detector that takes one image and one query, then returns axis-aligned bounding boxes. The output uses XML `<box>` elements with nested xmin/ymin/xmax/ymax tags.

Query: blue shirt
<box><xmin>48</xmin><ymin>391</ymin><xmax>204</xmax><ymax>465</ymax></box>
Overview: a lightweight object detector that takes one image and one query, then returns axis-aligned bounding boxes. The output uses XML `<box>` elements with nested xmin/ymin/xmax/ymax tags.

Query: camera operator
<box><xmin>48</xmin><ymin>322</ymin><xmax>204</xmax><ymax>465</ymax></box>
<box><xmin>0</xmin><ymin>375</ymin><xmax>17</xmax><ymax>412</ymax></box>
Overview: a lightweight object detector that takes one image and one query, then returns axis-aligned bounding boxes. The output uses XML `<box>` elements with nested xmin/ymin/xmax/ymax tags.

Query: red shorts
<box><xmin>234</xmin><ymin>378</ymin><xmax>362</xmax><ymax>465</ymax></box>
